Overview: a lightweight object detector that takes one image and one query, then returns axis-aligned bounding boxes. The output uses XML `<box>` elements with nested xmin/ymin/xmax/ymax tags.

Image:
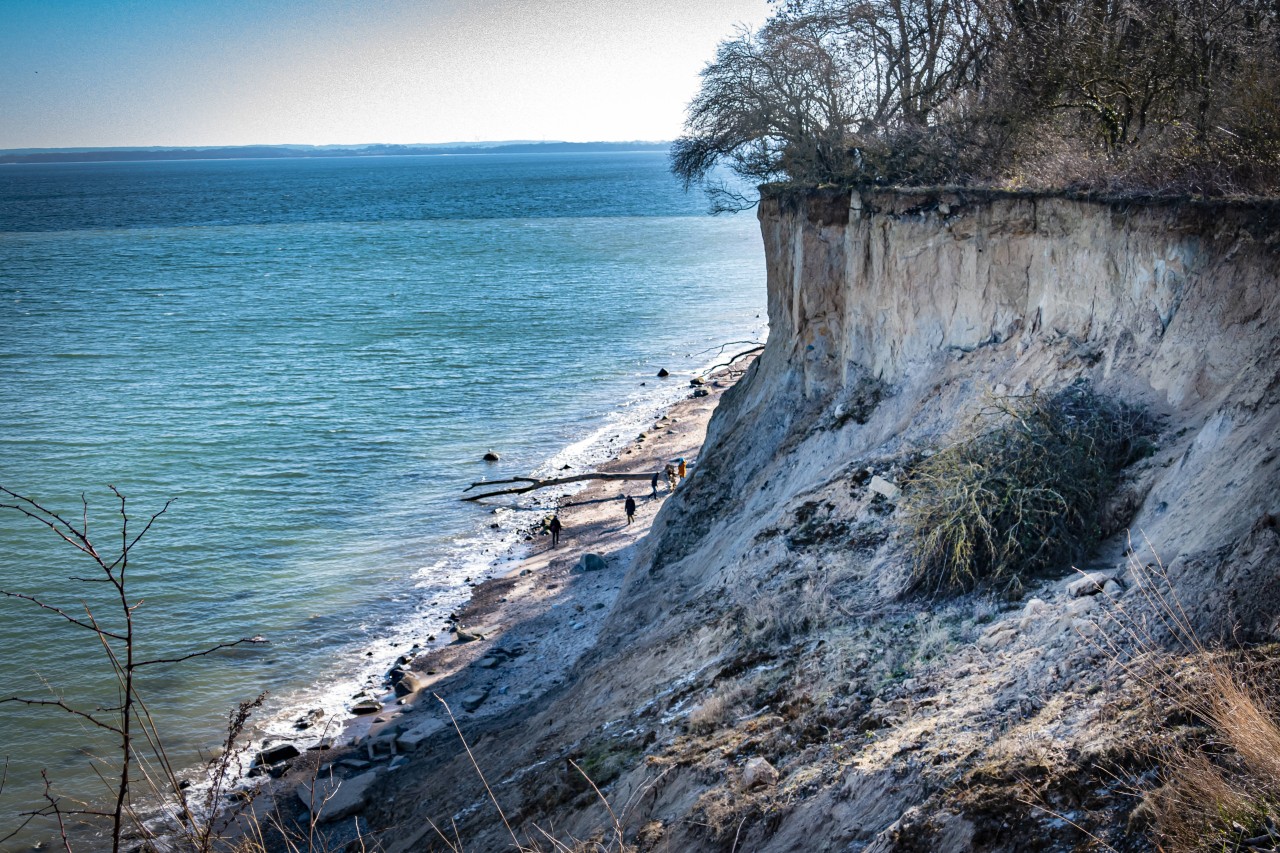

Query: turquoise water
<box><xmin>0</xmin><ymin>153</ymin><xmax>765</xmax><ymax>833</ymax></box>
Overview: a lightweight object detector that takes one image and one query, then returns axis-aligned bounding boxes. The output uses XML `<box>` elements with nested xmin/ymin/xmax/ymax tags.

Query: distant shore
<box><xmin>0</xmin><ymin>141</ymin><xmax>669</xmax><ymax>166</ymax></box>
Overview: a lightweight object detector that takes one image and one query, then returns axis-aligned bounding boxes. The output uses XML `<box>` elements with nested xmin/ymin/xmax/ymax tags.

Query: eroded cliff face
<box><xmin>374</xmin><ymin>191</ymin><xmax>1280</xmax><ymax>853</ymax></box>
<box><xmin>700</xmin><ymin>189</ymin><xmax>1280</xmax><ymax>638</ymax></box>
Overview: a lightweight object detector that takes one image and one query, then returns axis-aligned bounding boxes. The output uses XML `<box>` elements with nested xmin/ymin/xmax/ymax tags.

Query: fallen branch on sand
<box><xmin>461</xmin><ymin>472</ymin><xmax>657</xmax><ymax>502</ymax></box>
<box><xmin>706</xmin><ymin>344</ymin><xmax>764</xmax><ymax>372</ymax></box>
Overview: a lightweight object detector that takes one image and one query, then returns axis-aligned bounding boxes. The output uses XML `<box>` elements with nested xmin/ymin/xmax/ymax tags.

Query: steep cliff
<box><xmin>370</xmin><ymin>190</ymin><xmax>1280</xmax><ymax>852</ymax></box>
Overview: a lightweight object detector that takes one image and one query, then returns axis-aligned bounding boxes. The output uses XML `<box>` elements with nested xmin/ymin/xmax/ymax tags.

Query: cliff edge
<box><xmin>362</xmin><ymin>190</ymin><xmax>1280</xmax><ymax>852</ymax></box>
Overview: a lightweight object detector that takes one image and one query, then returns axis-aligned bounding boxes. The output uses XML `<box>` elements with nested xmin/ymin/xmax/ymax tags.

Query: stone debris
<box><xmin>1066</xmin><ymin>571</ymin><xmax>1117</xmax><ymax>597</ymax></box>
<box><xmin>868</xmin><ymin>475</ymin><xmax>901</xmax><ymax>501</ymax></box>
<box><xmin>741</xmin><ymin>757</ymin><xmax>779</xmax><ymax>790</ymax></box>
<box><xmin>977</xmin><ymin>623</ymin><xmax>1019</xmax><ymax>651</ymax></box>
<box><xmin>298</xmin><ymin>771</ymin><xmax>378</xmax><ymax>823</ymax></box>
<box><xmin>461</xmin><ymin>690</ymin><xmax>490</xmax><ymax>713</ymax></box>
<box><xmin>396</xmin><ymin>717</ymin><xmax>447</xmax><ymax>750</ymax></box>
<box><xmin>1019</xmin><ymin>598</ymin><xmax>1051</xmax><ymax>630</ymax></box>
<box><xmin>1066</xmin><ymin>596</ymin><xmax>1098</xmax><ymax>617</ymax></box>
<box><xmin>365</xmin><ymin>732</ymin><xmax>398</xmax><ymax>762</ymax></box>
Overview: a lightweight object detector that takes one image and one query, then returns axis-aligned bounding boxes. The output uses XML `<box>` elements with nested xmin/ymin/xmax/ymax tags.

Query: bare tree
<box><xmin>672</xmin><ymin>0</ymin><xmax>992</xmax><ymax>206</ymax></box>
<box><xmin>0</xmin><ymin>486</ymin><xmax>265</xmax><ymax>851</ymax></box>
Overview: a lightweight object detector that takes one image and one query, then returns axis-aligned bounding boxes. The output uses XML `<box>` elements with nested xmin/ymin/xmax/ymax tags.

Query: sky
<box><xmin>0</xmin><ymin>0</ymin><xmax>773</xmax><ymax>150</ymax></box>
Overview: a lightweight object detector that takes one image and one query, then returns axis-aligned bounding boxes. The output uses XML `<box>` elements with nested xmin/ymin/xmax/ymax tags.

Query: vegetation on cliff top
<box><xmin>673</xmin><ymin>0</ymin><xmax>1280</xmax><ymax>207</ymax></box>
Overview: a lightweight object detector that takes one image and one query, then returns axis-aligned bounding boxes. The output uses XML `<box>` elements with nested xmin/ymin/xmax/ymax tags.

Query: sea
<box><xmin>0</xmin><ymin>151</ymin><xmax>765</xmax><ymax>840</ymax></box>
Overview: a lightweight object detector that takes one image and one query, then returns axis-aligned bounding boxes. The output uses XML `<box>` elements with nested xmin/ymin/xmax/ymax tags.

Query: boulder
<box><xmin>690</xmin><ymin>376</ymin><xmax>706</xmax><ymax>386</ymax></box>
<box><xmin>293</xmin><ymin>708</ymin><xmax>324</xmax><ymax>731</ymax></box>
<box><xmin>741</xmin><ymin>757</ymin><xmax>778</xmax><ymax>789</ymax></box>
<box><xmin>657</xmin><ymin>368</ymin><xmax>670</xmax><ymax>377</ymax></box>
<box><xmin>576</xmin><ymin>553</ymin><xmax>608</xmax><ymax>573</ymax></box>
<box><xmin>256</xmin><ymin>743</ymin><xmax>300</xmax><ymax>766</ymax></box>
<box><xmin>297</xmin><ymin>771</ymin><xmax>378</xmax><ymax>823</ymax></box>
<box><xmin>453</xmin><ymin>628</ymin><xmax>483</xmax><ymax>643</ymax></box>
<box><xmin>350</xmin><ymin>699</ymin><xmax>381</xmax><ymax>716</ymax></box>
<box><xmin>483</xmin><ymin>451</ymin><xmax>500</xmax><ymax>462</ymax></box>
<box><xmin>393</xmin><ymin>672</ymin><xmax>424</xmax><ymax>698</ymax></box>
<box><xmin>692</xmin><ymin>388</ymin><xmax>710</xmax><ymax>397</ymax></box>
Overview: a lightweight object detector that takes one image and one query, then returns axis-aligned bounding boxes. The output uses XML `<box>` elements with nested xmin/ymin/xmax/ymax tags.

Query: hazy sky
<box><xmin>0</xmin><ymin>0</ymin><xmax>772</xmax><ymax>149</ymax></box>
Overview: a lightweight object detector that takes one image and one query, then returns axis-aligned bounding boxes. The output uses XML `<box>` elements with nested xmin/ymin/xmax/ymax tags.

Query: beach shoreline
<box><xmin>242</xmin><ymin>354</ymin><xmax>756</xmax><ymax>836</ymax></box>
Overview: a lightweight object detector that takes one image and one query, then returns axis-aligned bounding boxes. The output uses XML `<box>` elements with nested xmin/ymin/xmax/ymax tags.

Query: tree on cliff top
<box><xmin>673</xmin><ymin>0</ymin><xmax>1280</xmax><ymax>203</ymax></box>
<box><xmin>672</xmin><ymin>0</ymin><xmax>989</xmax><ymax>209</ymax></box>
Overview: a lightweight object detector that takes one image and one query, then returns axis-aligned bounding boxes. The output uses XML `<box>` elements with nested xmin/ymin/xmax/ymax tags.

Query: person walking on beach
<box><xmin>624</xmin><ymin>495</ymin><xmax>637</xmax><ymax>524</ymax></box>
<box><xmin>665</xmin><ymin>463</ymin><xmax>679</xmax><ymax>492</ymax></box>
<box><xmin>677</xmin><ymin>457</ymin><xmax>687</xmax><ymax>480</ymax></box>
<box><xmin>650</xmin><ymin>470</ymin><xmax>660</xmax><ymax>497</ymax></box>
<box><xmin>549</xmin><ymin>514</ymin><xmax>562</xmax><ymax>548</ymax></box>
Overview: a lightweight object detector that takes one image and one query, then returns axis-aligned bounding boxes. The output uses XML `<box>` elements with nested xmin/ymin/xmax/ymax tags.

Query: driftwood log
<box><xmin>462</xmin><ymin>472</ymin><xmax>658</xmax><ymax>502</ymax></box>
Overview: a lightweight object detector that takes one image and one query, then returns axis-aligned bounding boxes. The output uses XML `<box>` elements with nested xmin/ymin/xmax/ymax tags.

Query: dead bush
<box><xmin>900</xmin><ymin>383</ymin><xmax>1150</xmax><ymax>595</ymax></box>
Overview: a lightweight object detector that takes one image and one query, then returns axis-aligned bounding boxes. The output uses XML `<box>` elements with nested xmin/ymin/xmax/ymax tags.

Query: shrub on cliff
<box><xmin>900</xmin><ymin>383</ymin><xmax>1150</xmax><ymax>595</ymax></box>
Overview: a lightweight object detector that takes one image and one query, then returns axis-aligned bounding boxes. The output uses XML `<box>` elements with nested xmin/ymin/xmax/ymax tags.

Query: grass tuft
<box><xmin>1147</xmin><ymin>655</ymin><xmax>1280</xmax><ymax>852</ymax></box>
<box><xmin>900</xmin><ymin>382</ymin><xmax>1150</xmax><ymax>595</ymax></box>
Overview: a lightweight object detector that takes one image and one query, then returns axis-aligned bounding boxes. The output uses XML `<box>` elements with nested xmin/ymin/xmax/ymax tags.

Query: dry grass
<box><xmin>900</xmin><ymin>383</ymin><xmax>1149</xmax><ymax>595</ymax></box>
<box><xmin>1147</xmin><ymin>657</ymin><xmax>1280</xmax><ymax>852</ymax></box>
<box><xmin>1078</xmin><ymin>543</ymin><xmax>1280</xmax><ymax>852</ymax></box>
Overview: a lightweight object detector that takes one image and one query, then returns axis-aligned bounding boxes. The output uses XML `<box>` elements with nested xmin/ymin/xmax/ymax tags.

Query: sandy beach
<box><xmin>248</xmin><ymin>356</ymin><xmax>755</xmax><ymax>837</ymax></box>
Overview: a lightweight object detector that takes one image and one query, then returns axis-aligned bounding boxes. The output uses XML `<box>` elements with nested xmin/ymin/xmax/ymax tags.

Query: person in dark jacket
<box><xmin>549</xmin><ymin>514</ymin><xmax>562</xmax><ymax>547</ymax></box>
<box><xmin>650</xmin><ymin>470</ymin><xmax>659</xmax><ymax>497</ymax></box>
<box><xmin>624</xmin><ymin>495</ymin><xmax>637</xmax><ymax>524</ymax></box>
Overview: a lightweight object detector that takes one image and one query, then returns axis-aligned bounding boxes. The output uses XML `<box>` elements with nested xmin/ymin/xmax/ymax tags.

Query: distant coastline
<box><xmin>0</xmin><ymin>140</ymin><xmax>670</xmax><ymax>166</ymax></box>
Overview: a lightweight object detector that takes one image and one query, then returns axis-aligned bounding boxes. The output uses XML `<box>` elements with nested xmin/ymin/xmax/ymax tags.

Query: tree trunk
<box><xmin>462</xmin><ymin>472</ymin><xmax>658</xmax><ymax>502</ymax></box>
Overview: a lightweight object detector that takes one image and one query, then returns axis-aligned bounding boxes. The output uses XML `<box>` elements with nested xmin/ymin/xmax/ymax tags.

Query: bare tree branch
<box><xmin>134</xmin><ymin>637</ymin><xmax>269</xmax><ymax>668</ymax></box>
<box><xmin>0</xmin><ymin>590</ymin><xmax>125</xmax><ymax>639</ymax></box>
<box><xmin>0</xmin><ymin>697</ymin><xmax>122</xmax><ymax>734</ymax></box>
